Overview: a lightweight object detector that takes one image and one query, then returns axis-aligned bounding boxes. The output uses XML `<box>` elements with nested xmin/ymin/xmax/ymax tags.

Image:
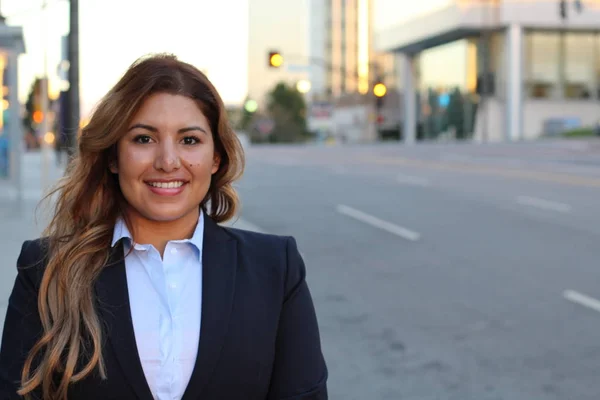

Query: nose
<box><xmin>153</xmin><ymin>141</ymin><xmax>181</xmax><ymax>172</ymax></box>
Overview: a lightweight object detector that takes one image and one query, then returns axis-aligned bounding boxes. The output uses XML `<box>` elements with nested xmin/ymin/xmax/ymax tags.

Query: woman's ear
<box><xmin>211</xmin><ymin>154</ymin><xmax>221</xmax><ymax>174</ymax></box>
<box><xmin>109</xmin><ymin>160</ymin><xmax>118</xmax><ymax>174</ymax></box>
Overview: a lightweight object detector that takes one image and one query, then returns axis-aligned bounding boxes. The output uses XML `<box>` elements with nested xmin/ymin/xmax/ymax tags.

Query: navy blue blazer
<box><xmin>0</xmin><ymin>216</ymin><xmax>328</xmax><ymax>399</ymax></box>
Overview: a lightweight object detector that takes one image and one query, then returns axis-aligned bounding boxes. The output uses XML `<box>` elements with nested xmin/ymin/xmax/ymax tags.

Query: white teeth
<box><xmin>149</xmin><ymin>181</ymin><xmax>184</xmax><ymax>189</ymax></box>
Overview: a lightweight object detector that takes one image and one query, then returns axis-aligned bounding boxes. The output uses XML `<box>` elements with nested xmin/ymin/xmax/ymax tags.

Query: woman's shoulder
<box><xmin>219</xmin><ymin>224</ymin><xmax>303</xmax><ymax>266</ymax></box>
<box><xmin>17</xmin><ymin>237</ymin><xmax>48</xmax><ymax>262</ymax></box>
<box><xmin>15</xmin><ymin>237</ymin><xmax>50</xmax><ymax>281</ymax></box>
<box><xmin>220</xmin><ymin>225</ymin><xmax>291</xmax><ymax>251</ymax></box>
<box><xmin>219</xmin><ymin>226</ymin><xmax>306</xmax><ymax>291</ymax></box>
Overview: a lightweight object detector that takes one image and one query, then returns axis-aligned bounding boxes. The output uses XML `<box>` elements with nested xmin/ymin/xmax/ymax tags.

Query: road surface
<box><xmin>3</xmin><ymin>140</ymin><xmax>600</xmax><ymax>399</ymax></box>
<box><xmin>229</xmin><ymin>139</ymin><xmax>600</xmax><ymax>400</ymax></box>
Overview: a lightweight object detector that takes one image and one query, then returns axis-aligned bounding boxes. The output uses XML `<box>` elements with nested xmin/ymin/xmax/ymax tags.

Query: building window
<box><xmin>416</xmin><ymin>40</ymin><xmax>476</xmax><ymax>140</ymax></box>
<box><xmin>418</xmin><ymin>39</ymin><xmax>469</xmax><ymax>91</ymax></box>
<box><xmin>526</xmin><ymin>31</ymin><xmax>560</xmax><ymax>99</ymax></box>
<box><xmin>564</xmin><ymin>33</ymin><xmax>595</xmax><ymax>99</ymax></box>
<box><xmin>475</xmin><ymin>33</ymin><xmax>504</xmax><ymax>98</ymax></box>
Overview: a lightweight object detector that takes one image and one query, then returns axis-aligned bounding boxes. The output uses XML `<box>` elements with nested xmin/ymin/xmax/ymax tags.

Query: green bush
<box><xmin>562</xmin><ymin>127</ymin><xmax>597</xmax><ymax>137</ymax></box>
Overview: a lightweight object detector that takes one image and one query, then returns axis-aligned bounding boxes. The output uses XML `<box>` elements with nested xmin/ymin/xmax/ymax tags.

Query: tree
<box><xmin>446</xmin><ymin>88</ymin><xmax>466</xmax><ymax>139</ymax></box>
<box><xmin>424</xmin><ymin>88</ymin><xmax>440</xmax><ymax>139</ymax></box>
<box><xmin>266</xmin><ymin>82</ymin><xmax>308</xmax><ymax>143</ymax></box>
<box><xmin>22</xmin><ymin>79</ymin><xmax>41</xmax><ymax>134</ymax></box>
<box><xmin>22</xmin><ymin>78</ymin><xmax>55</xmax><ymax>134</ymax></box>
<box><xmin>238</xmin><ymin>101</ymin><xmax>256</xmax><ymax>132</ymax></box>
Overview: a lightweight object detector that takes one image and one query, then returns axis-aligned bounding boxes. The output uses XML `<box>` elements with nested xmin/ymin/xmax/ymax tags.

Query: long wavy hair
<box><xmin>19</xmin><ymin>54</ymin><xmax>245</xmax><ymax>399</ymax></box>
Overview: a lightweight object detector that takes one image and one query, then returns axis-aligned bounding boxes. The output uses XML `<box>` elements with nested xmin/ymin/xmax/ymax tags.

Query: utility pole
<box><xmin>478</xmin><ymin>0</ymin><xmax>493</xmax><ymax>143</ymax></box>
<box><xmin>40</xmin><ymin>0</ymin><xmax>50</xmax><ymax>188</ymax></box>
<box><xmin>66</xmin><ymin>0</ymin><xmax>80</xmax><ymax>156</ymax></box>
<box><xmin>0</xmin><ymin>0</ymin><xmax>5</xmax><ymax>23</ymax></box>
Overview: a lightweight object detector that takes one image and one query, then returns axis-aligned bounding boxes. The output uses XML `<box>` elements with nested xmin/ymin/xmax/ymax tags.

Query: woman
<box><xmin>0</xmin><ymin>54</ymin><xmax>328</xmax><ymax>400</ymax></box>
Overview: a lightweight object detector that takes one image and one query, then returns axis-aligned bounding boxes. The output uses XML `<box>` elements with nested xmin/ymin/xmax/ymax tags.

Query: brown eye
<box><xmin>134</xmin><ymin>135</ymin><xmax>152</xmax><ymax>144</ymax></box>
<box><xmin>182</xmin><ymin>136</ymin><xmax>200</xmax><ymax>145</ymax></box>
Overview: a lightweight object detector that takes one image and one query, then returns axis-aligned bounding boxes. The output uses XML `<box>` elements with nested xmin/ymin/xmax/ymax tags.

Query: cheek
<box><xmin>183</xmin><ymin>150</ymin><xmax>216</xmax><ymax>175</ymax></box>
<box><xmin>118</xmin><ymin>144</ymin><xmax>154</xmax><ymax>179</ymax></box>
<box><xmin>187</xmin><ymin>162</ymin><xmax>217</xmax><ymax>178</ymax></box>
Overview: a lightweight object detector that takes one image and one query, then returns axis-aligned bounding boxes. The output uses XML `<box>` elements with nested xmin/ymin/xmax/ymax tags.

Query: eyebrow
<box><xmin>127</xmin><ymin>123</ymin><xmax>208</xmax><ymax>135</ymax></box>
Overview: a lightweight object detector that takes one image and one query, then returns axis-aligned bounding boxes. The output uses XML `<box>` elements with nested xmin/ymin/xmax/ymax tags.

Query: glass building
<box><xmin>309</xmin><ymin>0</ymin><xmax>386</xmax><ymax>99</ymax></box>
<box><xmin>376</xmin><ymin>0</ymin><xmax>600</xmax><ymax>143</ymax></box>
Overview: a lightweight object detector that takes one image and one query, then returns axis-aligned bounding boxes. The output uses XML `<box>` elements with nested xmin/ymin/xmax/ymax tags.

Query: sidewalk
<box><xmin>0</xmin><ymin>148</ymin><xmax>65</xmax><ymax>338</ymax></box>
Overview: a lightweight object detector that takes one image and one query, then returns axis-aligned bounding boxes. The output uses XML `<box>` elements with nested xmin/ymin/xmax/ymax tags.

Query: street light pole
<box><xmin>0</xmin><ymin>0</ymin><xmax>5</xmax><ymax>23</ymax></box>
<box><xmin>40</xmin><ymin>0</ymin><xmax>50</xmax><ymax>188</ymax></box>
<box><xmin>66</xmin><ymin>0</ymin><xmax>80</xmax><ymax>156</ymax></box>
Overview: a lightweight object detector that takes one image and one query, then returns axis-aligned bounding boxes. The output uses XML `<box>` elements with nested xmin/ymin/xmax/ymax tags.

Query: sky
<box><xmin>247</xmin><ymin>0</ymin><xmax>309</xmax><ymax>106</ymax></box>
<box><xmin>2</xmin><ymin>0</ymin><xmax>452</xmax><ymax>117</ymax></box>
<box><xmin>3</xmin><ymin>0</ymin><xmax>249</xmax><ymax>117</ymax></box>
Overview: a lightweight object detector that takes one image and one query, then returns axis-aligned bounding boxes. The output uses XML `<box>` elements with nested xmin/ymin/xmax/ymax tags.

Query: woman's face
<box><xmin>112</xmin><ymin>92</ymin><xmax>220</xmax><ymax>223</ymax></box>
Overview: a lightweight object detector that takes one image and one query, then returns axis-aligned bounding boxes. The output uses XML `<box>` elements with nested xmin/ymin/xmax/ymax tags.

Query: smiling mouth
<box><xmin>146</xmin><ymin>181</ymin><xmax>187</xmax><ymax>189</ymax></box>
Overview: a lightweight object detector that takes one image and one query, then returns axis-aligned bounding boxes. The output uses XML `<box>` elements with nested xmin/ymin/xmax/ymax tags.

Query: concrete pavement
<box><xmin>0</xmin><ymin>147</ymin><xmax>64</xmax><ymax>339</ymax></box>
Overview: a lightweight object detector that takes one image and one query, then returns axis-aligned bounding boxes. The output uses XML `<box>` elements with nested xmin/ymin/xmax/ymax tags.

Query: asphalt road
<box><xmin>2</xmin><ymin>140</ymin><xmax>600</xmax><ymax>399</ymax></box>
<box><xmin>228</xmin><ymin>139</ymin><xmax>600</xmax><ymax>400</ymax></box>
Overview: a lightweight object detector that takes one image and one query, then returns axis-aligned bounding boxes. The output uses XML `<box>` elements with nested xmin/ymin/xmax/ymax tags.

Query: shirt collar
<box><xmin>111</xmin><ymin>217</ymin><xmax>133</xmax><ymax>247</ymax></box>
<box><xmin>111</xmin><ymin>211</ymin><xmax>205</xmax><ymax>257</ymax></box>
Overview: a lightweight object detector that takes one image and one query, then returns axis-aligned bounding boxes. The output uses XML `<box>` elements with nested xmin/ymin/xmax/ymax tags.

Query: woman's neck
<box><xmin>125</xmin><ymin>208</ymin><xmax>200</xmax><ymax>257</ymax></box>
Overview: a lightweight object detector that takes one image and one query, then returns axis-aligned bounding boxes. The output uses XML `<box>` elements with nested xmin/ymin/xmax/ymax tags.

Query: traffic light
<box><xmin>373</xmin><ymin>82</ymin><xmax>387</xmax><ymax>125</ymax></box>
<box><xmin>574</xmin><ymin>0</ymin><xmax>583</xmax><ymax>13</ymax></box>
<box><xmin>268</xmin><ymin>51</ymin><xmax>283</xmax><ymax>68</ymax></box>
<box><xmin>373</xmin><ymin>82</ymin><xmax>387</xmax><ymax>98</ymax></box>
<box><xmin>33</xmin><ymin>110</ymin><xmax>44</xmax><ymax>124</ymax></box>
<box><xmin>559</xmin><ymin>0</ymin><xmax>567</xmax><ymax>19</ymax></box>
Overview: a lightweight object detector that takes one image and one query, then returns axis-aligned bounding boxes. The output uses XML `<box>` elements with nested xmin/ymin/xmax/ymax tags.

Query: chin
<box><xmin>140</xmin><ymin>205</ymin><xmax>199</xmax><ymax>223</ymax></box>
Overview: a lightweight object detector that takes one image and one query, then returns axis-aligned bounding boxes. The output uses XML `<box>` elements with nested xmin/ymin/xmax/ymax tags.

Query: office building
<box><xmin>309</xmin><ymin>0</ymin><xmax>396</xmax><ymax>99</ymax></box>
<box><xmin>377</xmin><ymin>0</ymin><xmax>600</xmax><ymax>143</ymax></box>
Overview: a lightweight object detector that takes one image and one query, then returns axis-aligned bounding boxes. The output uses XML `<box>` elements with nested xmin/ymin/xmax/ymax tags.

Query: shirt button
<box><xmin>171</xmin><ymin>248</ymin><xmax>178</xmax><ymax>254</ymax></box>
<box><xmin>169</xmin><ymin>282</ymin><xmax>177</xmax><ymax>290</ymax></box>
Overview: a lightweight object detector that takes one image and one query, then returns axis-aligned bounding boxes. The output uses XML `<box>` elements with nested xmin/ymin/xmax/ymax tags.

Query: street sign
<box><xmin>286</xmin><ymin>64</ymin><xmax>311</xmax><ymax>73</ymax></box>
<box><xmin>309</xmin><ymin>102</ymin><xmax>333</xmax><ymax>119</ymax></box>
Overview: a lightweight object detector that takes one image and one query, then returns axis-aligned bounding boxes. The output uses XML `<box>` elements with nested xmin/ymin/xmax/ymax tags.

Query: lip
<box><xmin>144</xmin><ymin>180</ymin><xmax>189</xmax><ymax>196</ymax></box>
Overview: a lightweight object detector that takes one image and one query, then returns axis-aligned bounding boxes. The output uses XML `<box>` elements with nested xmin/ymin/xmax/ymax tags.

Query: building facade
<box><xmin>308</xmin><ymin>0</ymin><xmax>398</xmax><ymax>142</ymax></box>
<box><xmin>309</xmin><ymin>0</ymin><xmax>371</xmax><ymax>98</ymax></box>
<box><xmin>309</xmin><ymin>0</ymin><xmax>398</xmax><ymax>98</ymax></box>
<box><xmin>377</xmin><ymin>0</ymin><xmax>600</xmax><ymax>143</ymax></box>
<box><xmin>0</xmin><ymin>22</ymin><xmax>26</xmax><ymax>198</ymax></box>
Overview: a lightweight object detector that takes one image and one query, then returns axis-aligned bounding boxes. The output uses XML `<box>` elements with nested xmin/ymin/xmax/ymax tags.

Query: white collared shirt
<box><xmin>112</xmin><ymin>213</ymin><xmax>203</xmax><ymax>400</ymax></box>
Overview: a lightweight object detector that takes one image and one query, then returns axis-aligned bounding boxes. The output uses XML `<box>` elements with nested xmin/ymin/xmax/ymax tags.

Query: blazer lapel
<box><xmin>95</xmin><ymin>242</ymin><xmax>154</xmax><ymax>400</ymax></box>
<box><xmin>182</xmin><ymin>216</ymin><xmax>237</xmax><ymax>400</ymax></box>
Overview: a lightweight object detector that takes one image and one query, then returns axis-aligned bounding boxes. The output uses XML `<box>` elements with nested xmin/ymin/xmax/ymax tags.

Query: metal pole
<box><xmin>0</xmin><ymin>0</ymin><xmax>5</xmax><ymax>23</ymax></box>
<box><xmin>401</xmin><ymin>53</ymin><xmax>416</xmax><ymax>145</ymax></box>
<box><xmin>479</xmin><ymin>2</ymin><xmax>491</xmax><ymax>143</ymax></box>
<box><xmin>40</xmin><ymin>0</ymin><xmax>50</xmax><ymax>190</ymax></box>
<box><xmin>67</xmin><ymin>0</ymin><xmax>79</xmax><ymax>156</ymax></box>
<box><xmin>8</xmin><ymin>51</ymin><xmax>22</xmax><ymax>204</ymax></box>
